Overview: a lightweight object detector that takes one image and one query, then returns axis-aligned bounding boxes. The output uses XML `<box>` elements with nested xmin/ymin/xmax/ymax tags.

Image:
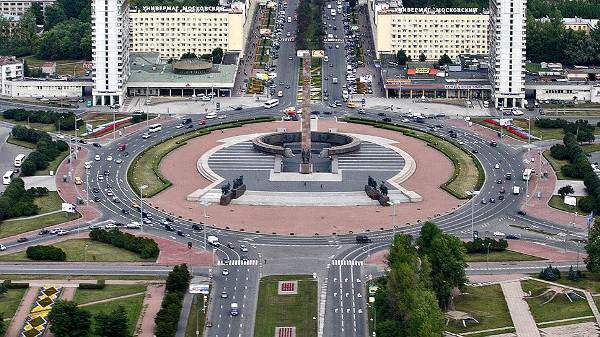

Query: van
<box><xmin>493</xmin><ymin>231</ymin><xmax>506</xmax><ymax>237</ymax></box>
<box><xmin>483</xmin><ymin>101</ymin><xmax>489</xmax><ymax>108</ymax></box>
<box><xmin>332</xmin><ymin>78</ymin><xmax>338</xmax><ymax>84</ymax></box>
<box><xmin>287</xmin><ymin>16</ymin><xmax>291</xmax><ymax>23</ymax></box>
<box><xmin>230</xmin><ymin>303</ymin><xmax>239</xmax><ymax>316</ymax></box>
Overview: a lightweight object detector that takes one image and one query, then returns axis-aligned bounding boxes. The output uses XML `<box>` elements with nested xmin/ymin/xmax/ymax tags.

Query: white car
<box><xmin>206</xmin><ymin>112</ymin><xmax>218</xmax><ymax>119</ymax></box>
<box><xmin>56</xmin><ymin>134</ymin><xmax>65</xmax><ymax>139</ymax></box>
<box><xmin>494</xmin><ymin>163</ymin><xmax>500</xmax><ymax>169</ymax></box>
<box><xmin>97</xmin><ymin>175</ymin><xmax>104</xmax><ymax>181</ymax></box>
<box><xmin>142</xmin><ymin>133</ymin><xmax>151</xmax><ymax>139</ymax></box>
<box><xmin>0</xmin><ymin>244</ymin><xmax>6</xmax><ymax>251</ymax></box>
<box><xmin>115</xmin><ymin>158</ymin><xmax>123</xmax><ymax>164</ymax></box>
<box><xmin>84</xmin><ymin>161</ymin><xmax>92</xmax><ymax>169</ymax></box>
<box><xmin>222</xmin><ymin>268</ymin><xmax>229</xmax><ymax>276</ymax></box>
<box><xmin>201</xmin><ymin>96</ymin><xmax>211</xmax><ymax>101</ymax></box>
<box><xmin>105</xmin><ymin>223</ymin><xmax>117</xmax><ymax>230</ymax></box>
<box><xmin>176</xmin><ymin>124</ymin><xmax>184</xmax><ymax>129</ymax></box>
<box><xmin>56</xmin><ymin>230</ymin><xmax>68</xmax><ymax>236</ymax></box>
<box><xmin>126</xmin><ymin>222</ymin><xmax>142</xmax><ymax>229</ymax></box>
<box><xmin>95</xmin><ymin>154</ymin><xmax>101</xmax><ymax>161</ymax></box>
<box><xmin>218</xmin><ymin>115</ymin><xmax>227</xmax><ymax>119</ymax></box>
<box><xmin>240</xmin><ymin>245</ymin><xmax>248</xmax><ymax>252</ymax></box>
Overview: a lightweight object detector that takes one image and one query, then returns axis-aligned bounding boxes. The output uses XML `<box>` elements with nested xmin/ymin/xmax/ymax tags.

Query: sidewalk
<box><xmin>176</xmin><ymin>293</ymin><xmax>194</xmax><ymax>337</ymax></box>
<box><xmin>500</xmin><ymin>281</ymin><xmax>541</xmax><ymax>337</ymax></box>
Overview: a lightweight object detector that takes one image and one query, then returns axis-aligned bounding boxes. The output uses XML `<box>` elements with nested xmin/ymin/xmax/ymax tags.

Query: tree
<box><xmin>396</xmin><ymin>49</ymin><xmax>408</xmax><ymax>66</ymax></box>
<box><xmin>166</xmin><ymin>264</ymin><xmax>191</xmax><ymax>294</ymax></box>
<box><xmin>180</xmin><ymin>52</ymin><xmax>197</xmax><ymax>59</ymax></box>
<box><xmin>418</xmin><ymin>52</ymin><xmax>426</xmax><ymax>62</ymax></box>
<box><xmin>30</xmin><ymin>2</ymin><xmax>43</xmax><ymax>25</ymax></box>
<box><xmin>586</xmin><ymin>219</ymin><xmax>600</xmax><ymax>272</ymax></box>
<box><xmin>211</xmin><ymin>47</ymin><xmax>224</xmax><ymax>64</ymax></box>
<box><xmin>48</xmin><ymin>300</ymin><xmax>91</xmax><ymax>337</ymax></box>
<box><xmin>14</xmin><ymin>7</ymin><xmax>38</xmax><ymax>54</ymax></box>
<box><xmin>416</xmin><ymin>221</ymin><xmax>442</xmax><ymax>256</ymax></box>
<box><xmin>426</xmin><ymin>233</ymin><xmax>467</xmax><ymax>309</ymax></box>
<box><xmin>44</xmin><ymin>4</ymin><xmax>67</xmax><ymax>31</ymax></box>
<box><xmin>558</xmin><ymin>185</ymin><xmax>575</xmax><ymax>198</ymax></box>
<box><xmin>438</xmin><ymin>53</ymin><xmax>452</xmax><ymax>66</ymax></box>
<box><xmin>0</xmin><ymin>313</ymin><xmax>5</xmax><ymax>336</ymax></box>
<box><xmin>375</xmin><ymin>320</ymin><xmax>402</xmax><ymax>337</ymax></box>
<box><xmin>94</xmin><ymin>306</ymin><xmax>129</xmax><ymax>337</ymax></box>
<box><xmin>0</xmin><ymin>280</ymin><xmax>7</xmax><ymax>296</ymax></box>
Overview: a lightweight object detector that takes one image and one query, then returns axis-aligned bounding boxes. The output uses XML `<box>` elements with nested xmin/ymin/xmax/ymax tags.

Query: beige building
<box><xmin>368</xmin><ymin>4</ymin><xmax>489</xmax><ymax>61</ymax></box>
<box><xmin>0</xmin><ymin>0</ymin><xmax>55</xmax><ymax>16</ymax></box>
<box><xmin>129</xmin><ymin>4</ymin><xmax>249</xmax><ymax>60</ymax></box>
<box><xmin>538</xmin><ymin>17</ymin><xmax>599</xmax><ymax>34</ymax></box>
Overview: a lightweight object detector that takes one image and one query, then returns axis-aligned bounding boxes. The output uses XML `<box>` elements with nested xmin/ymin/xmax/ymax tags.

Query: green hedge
<box><xmin>78</xmin><ymin>280</ymin><xmax>106</xmax><ymax>290</ymax></box>
<box><xmin>154</xmin><ymin>264</ymin><xmax>191</xmax><ymax>337</ymax></box>
<box><xmin>26</xmin><ymin>245</ymin><xmax>66</xmax><ymax>261</ymax></box>
<box><xmin>128</xmin><ymin>117</ymin><xmax>275</xmax><ymax>197</ymax></box>
<box><xmin>2</xmin><ymin>280</ymin><xmax>29</xmax><ymax>289</ymax></box>
<box><xmin>89</xmin><ymin>229</ymin><xmax>159</xmax><ymax>259</ymax></box>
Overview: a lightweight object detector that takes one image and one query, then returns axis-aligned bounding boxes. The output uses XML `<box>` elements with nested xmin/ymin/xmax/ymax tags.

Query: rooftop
<box><xmin>0</xmin><ymin>56</ymin><xmax>21</xmax><ymax>66</ymax></box>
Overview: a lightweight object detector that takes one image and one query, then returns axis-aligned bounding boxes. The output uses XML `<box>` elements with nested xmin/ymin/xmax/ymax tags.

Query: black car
<box><xmin>78</xmin><ymin>139</ymin><xmax>87</xmax><ymax>144</ymax></box>
<box><xmin>165</xmin><ymin>217</ymin><xmax>174</xmax><ymax>222</ymax></box>
<box><xmin>122</xmin><ymin>152</ymin><xmax>129</xmax><ymax>157</ymax></box>
<box><xmin>182</xmin><ymin>118</ymin><xmax>192</xmax><ymax>124</ymax></box>
<box><xmin>165</xmin><ymin>224</ymin><xmax>175</xmax><ymax>231</ymax></box>
<box><xmin>323</xmin><ymin>110</ymin><xmax>332</xmax><ymax>115</ymax></box>
<box><xmin>506</xmin><ymin>234</ymin><xmax>520</xmax><ymax>240</ymax></box>
<box><xmin>472</xmin><ymin>149</ymin><xmax>479</xmax><ymax>153</ymax></box>
<box><xmin>92</xmin><ymin>143</ymin><xmax>102</xmax><ymax>148</ymax></box>
<box><xmin>39</xmin><ymin>229</ymin><xmax>50</xmax><ymax>235</ymax></box>
<box><xmin>227</xmin><ymin>242</ymin><xmax>235</xmax><ymax>249</ymax></box>
<box><xmin>489</xmin><ymin>141</ymin><xmax>497</xmax><ymax>147</ymax></box>
<box><xmin>103</xmin><ymin>170</ymin><xmax>110</xmax><ymax>176</ymax></box>
<box><xmin>234</xmin><ymin>106</ymin><xmax>243</xmax><ymax>111</ymax></box>
<box><xmin>382</xmin><ymin>117</ymin><xmax>392</xmax><ymax>123</ymax></box>
<box><xmin>311</xmin><ymin>110</ymin><xmax>321</xmax><ymax>115</ymax></box>
<box><xmin>356</xmin><ymin>235</ymin><xmax>372</xmax><ymax>243</ymax></box>
<box><xmin>496</xmin><ymin>179</ymin><xmax>503</xmax><ymax>184</ymax></box>
<box><xmin>191</xmin><ymin>224</ymin><xmax>203</xmax><ymax>231</ymax></box>
<box><xmin>377</xmin><ymin>112</ymin><xmax>386</xmax><ymax>116</ymax></box>
<box><xmin>92</xmin><ymin>188</ymin><xmax>100</xmax><ymax>193</ymax></box>
<box><xmin>187</xmin><ymin>125</ymin><xmax>194</xmax><ymax>129</ymax></box>
<box><xmin>93</xmin><ymin>196</ymin><xmax>101</xmax><ymax>202</ymax></box>
<box><xmin>115</xmin><ymin>222</ymin><xmax>125</xmax><ymax>227</ymax></box>
<box><xmin>17</xmin><ymin>237</ymin><xmax>28</xmax><ymax>243</ymax></box>
<box><xmin>177</xmin><ymin>230</ymin><xmax>185</xmax><ymax>237</ymax></box>
<box><xmin>517</xmin><ymin>210</ymin><xmax>527</xmax><ymax>216</ymax></box>
<box><xmin>121</xmin><ymin>209</ymin><xmax>129</xmax><ymax>215</ymax></box>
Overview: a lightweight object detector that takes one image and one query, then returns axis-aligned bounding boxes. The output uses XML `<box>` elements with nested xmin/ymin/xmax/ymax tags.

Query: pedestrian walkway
<box><xmin>218</xmin><ymin>259</ymin><xmax>259</xmax><ymax>266</ymax></box>
<box><xmin>5</xmin><ymin>286</ymin><xmax>39</xmax><ymax>337</ymax></box>
<box><xmin>135</xmin><ymin>284</ymin><xmax>166</xmax><ymax>337</ymax></box>
<box><xmin>175</xmin><ymin>293</ymin><xmax>193</xmax><ymax>337</ymax></box>
<box><xmin>331</xmin><ymin>259</ymin><xmax>364</xmax><ymax>266</ymax></box>
<box><xmin>500</xmin><ymin>281</ymin><xmax>540</xmax><ymax>337</ymax></box>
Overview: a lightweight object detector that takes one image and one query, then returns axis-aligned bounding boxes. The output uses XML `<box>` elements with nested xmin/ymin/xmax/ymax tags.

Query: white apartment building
<box><xmin>367</xmin><ymin>4</ymin><xmax>489</xmax><ymax>61</ymax></box>
<box><xmin>0</xmin><ymin>0</ymin><xmax>55</xmax><ymax>16</ymax></box>
<box><xmin>91</xmin><ymin>0</ymin><xmax>130</xmax><ymax>106</ymax></box>
<box><xmin>0</xmin><ymin>56</ymin><xmax>24</xmax><ymax>96</ymax></box>
<box><xmin>489</xmin><ymin>0</ymin><xmax>527</xmax><ymax>108</ymax></box>
<box><xmin>129</xmin><ymin>4</ymin><xmax>248</xmax><ymax>60</ymax></box>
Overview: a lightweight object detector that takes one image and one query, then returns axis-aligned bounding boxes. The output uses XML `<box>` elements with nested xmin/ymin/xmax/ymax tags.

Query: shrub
<box><xmin>26</xmin><ymin>245</ymin><xmax>66</xmax><ymax>261</ymax></box>
<box><xmin>2</xmin><ymin>280</ymin><xmax>29</xmax><ymax>289</ymax></box>
<box><xmin>89</xmin><ymin>229</ymin><xmax>159</xmax><ymax>259</ymax></box>
<box><xmin>463</xmin><ymin>238</ymin><xmax>508</xmax><ymax>254</ymax></box>
<box><xmin>78</xmin><ymin>280</ymin><xmax>105</xmax><ymax>289</ymax></box>
<box><xmin>539</xmin><ymin>265</ymin><xmax>561</xmax><ymax>281</ymax></box>
<box><xmin>535</xmin><ymin>118</ymin><xmax>568</xmax><ymax>129</ymax></box>
<box><xmin>568</xmin><ymin>266</ymin><xmax>583</xmax><ymax>281</ymax></box>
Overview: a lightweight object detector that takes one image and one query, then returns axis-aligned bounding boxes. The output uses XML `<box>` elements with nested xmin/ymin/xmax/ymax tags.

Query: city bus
<box><xmin>3</xmin><ymin>170</ymin><xmax>14</xmax><ymax>185</ymax></box>
<box><xmin>14</xmin><ymin>154</ymin><xmax>26</xmax><ymax>167</ymax></box>
<box><xmin>522</xmin><ymin>168</ymin><xmax>532</xmax><ymax>181</ymax></box>
<box><xmin>148</xmin><ymin>123</ymin><xmax>162</xmax><ymax>133</ymax></box>
<box><xmin>263</xmin><ymin>99</ymin><xmax>280</xmax><ymax>109</ymax></box>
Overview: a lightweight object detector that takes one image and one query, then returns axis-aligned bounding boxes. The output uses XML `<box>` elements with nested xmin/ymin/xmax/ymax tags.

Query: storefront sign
<box><xmin>444</xmin><ymin>84</ymin><xmax>486</xmax><ymax>90</ymax></box>
<box><xmin>138</xmin><ymin>6</ymin><xmax>228</xmax><ymax>13</ymax></box>
<box><xmin>414</xmin><ymin>67</ymin><xmax>430</xmax><ymax>74</ymax></box>
<box><xmin>397</xmin><ymin>7</ymin><xmax>479</xmax><ymax>14</ymax></box>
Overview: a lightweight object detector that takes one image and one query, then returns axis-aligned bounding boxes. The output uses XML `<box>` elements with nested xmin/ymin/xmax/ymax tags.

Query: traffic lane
<box><xmin>208</xmin><ymin>266</ymin><xmax>252</xmax><ymax>337</ymax></box>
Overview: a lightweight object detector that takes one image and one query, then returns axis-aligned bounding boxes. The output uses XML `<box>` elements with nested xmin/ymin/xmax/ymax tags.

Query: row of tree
<box><xmin>296</xmin><ymin>0</ymin><xmax>325</xmax><ymax>50</ymax></box>
<box><xmin>463</xmin><ymin>237</ymin><xmax>508</xmax><ymax>254</ymax></box>
<box><xmin>373</xmin><ymin>222</ymin><xmax>467</xmax><ymax>337</ymax></box>
<box><xmin>179</xmin><ymin>48</ymin><xmax>224</xmax><ymax>64</ymax></box>
<box><xmin>540</xmin><ymin>119</ymin><xmax>596</xmax><ymax>144</ymax></box>
<box><xmin>26</xmin><ymin>245</ymin><xmax>67</xmax><ymax>261</ymax></box>
<box><xmin>527</xmin><ymin>14</ymin><xmax>600</xmax><ymax>67</ymax></box>
<box><xmin>395</xmin><ymin>50</ymin><xmax>451</xmax><ymax>66</ymax></box>
<box><xmin>0</xmin><ymin>179</ymin><xmax>47</xmax><ymax>220</ymax></box>
<box><xmin>11</xmin><ymin>126</ymin><xmax>69</xmax><ymax>176</ymax></box>
<box><xmin>48</xmin><ymin>301</ymin><xmax>130</xmax><ymax>337</ymax></box>
<box><xmin>154</xmin><ymin>264</ymin><xmax>191</xmax><ymax>337</ymax></box>
<box><xmin>89</xmin><ymin>229</ymin><xmax>160</xmax><ymax>259</ymax></box>
<box><xmin>3</xmin><ymin>109</ymin><xmax>82</xmax><ymax>131</ymax></box>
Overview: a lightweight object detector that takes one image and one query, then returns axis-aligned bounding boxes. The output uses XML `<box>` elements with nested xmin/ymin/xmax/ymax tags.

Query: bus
<box><xmin>3</xmin><ymin>170</ymin><xmax>14</xmax><ymax>185</ymax></box>
<box><xmin>522</xmin><ymin>168</ymin><xmax>532</xmax><ymax>181</ymax></box>
<box><xmin>14</xmin><ymin>154</ymin><xmax>26</xmax><ymax>167</ymax></box>
<box><xmin>148</xmin><ymin>123</ymin><xmax>162</xmax><ymax>133</ymax></box>
<box><xmin>263</xmin><ymin>99</ymin><xmax>280</xmax><ymax>109</ymax></box>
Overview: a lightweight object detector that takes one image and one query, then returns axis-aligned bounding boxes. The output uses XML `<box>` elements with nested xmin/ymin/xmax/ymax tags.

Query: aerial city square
<box><xmin>0</xmin><ymin>0</ymin><xmax>600</xmax><ymax>336</ymax></box>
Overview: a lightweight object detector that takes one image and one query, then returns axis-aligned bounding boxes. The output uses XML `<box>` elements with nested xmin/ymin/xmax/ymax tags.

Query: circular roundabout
<box><xmin>146</xmin><ymin>118</ymin><xmax>466</xmax><ymax>235</ymax></box>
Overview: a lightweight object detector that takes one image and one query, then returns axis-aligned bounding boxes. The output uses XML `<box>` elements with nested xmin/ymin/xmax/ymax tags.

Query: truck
<box><xmin>230</xmin><ymin>303</ymin><xmax>239</xmax><ymax>316</ymax></box>
<box><xmin>117</xmin><ymin>143</ymin><xmax>127</xmax><ymax>151</ymax></box>
<box><xmin>207</xmin><ymin>235</ymin><xmax>220</xmax><ymax>247</ymax></box>
<box><xmin>332</xmin><ymin>77</ymin><xmax>338</xmax><ymax>84</ymax></box>
<box><xmin>330</xmin><ymin>9</ymin><xmax>336</xmax><ymax>16</ymax></box>
<box><xmin>342</xmin><ymin>89</ymin><xmax>349</xmax><ymax>101</ymax></box>
<box><xmin>513</xmin><ymin>186</ymin><xmax>520</xmax><ymax>195</ymax></box>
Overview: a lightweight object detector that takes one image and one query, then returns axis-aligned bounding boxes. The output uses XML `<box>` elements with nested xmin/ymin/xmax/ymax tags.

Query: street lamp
<box><xmin>139</xmin><ymin>184</ymin><xmax>148</xmax><ymax>232</ymax></box>
<box><xmin>391</xmin><ymin>201</ymin><xmax>397</xmax><ymax>238</ymax></box>
<box><xmin>468</xmin><ymin>190</ymin><xmax>480</xmax><ymax>239</ymax></box>
<box><xmin>201</xmin><ymin>201</ymin><xmax>210</xmax><ymax>249</ymax></box>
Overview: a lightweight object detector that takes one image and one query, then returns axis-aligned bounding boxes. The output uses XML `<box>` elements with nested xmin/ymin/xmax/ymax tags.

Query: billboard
<box><xmin>564</xmin><ymin>196</ymin><xmax>577</xmax><ymax>207</ymax></box>
<box><xmin>311</xmin><ymin>50</ymin><xmax>325</xmax><ymax>58</ymax></box>
<box><xmin>189</xmin><ymin>284</ymin><xmax>209</xmax><ymax>294</ymax></box>
<box><xmin>61</xmin><ymin>203</ymin><xmax>76</xmax><ymax>213</ymax></box>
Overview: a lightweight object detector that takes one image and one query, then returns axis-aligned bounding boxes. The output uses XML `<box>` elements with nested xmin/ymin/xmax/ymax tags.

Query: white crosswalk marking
<box><xmin>217</xmin><ymin>259</ymin><xmax>258</xmax><ymax>266</ymax></box>
<box><xmin>331</xmin><ymin>260</ymin><xmax>363</xmax><ymax>266</ymax></box>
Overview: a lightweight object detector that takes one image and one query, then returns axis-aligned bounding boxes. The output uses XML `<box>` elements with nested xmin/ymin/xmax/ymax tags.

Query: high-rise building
<box><xmin>91</xmin><ymin>0</ymin><xmax>130</xmax><ymax>106</ymax></box>
<box><xmin>0</xmin><ymin>0</ymin><xmax>55</xmax><ymax>17</ymax></box>
<box><xmin>489</xmin><ymin>0</ymin><xmax>527</xmax><ymax>108</ymax></box>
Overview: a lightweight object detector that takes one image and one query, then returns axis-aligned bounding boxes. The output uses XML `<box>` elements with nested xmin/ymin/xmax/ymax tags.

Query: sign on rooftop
<box><xmin>138</xmin><ymin>6</ymin><xmax>228</xmax><ymax>13</ymax></box>
<box><xmin>397</xmin><ymin>7</ymin><xmax>479</xmax><ymax>14</ymax></box>
<box><xmin>189</xmin><ymin>284</ymin><xmax>209</xmax><ymax>294</ymax></box>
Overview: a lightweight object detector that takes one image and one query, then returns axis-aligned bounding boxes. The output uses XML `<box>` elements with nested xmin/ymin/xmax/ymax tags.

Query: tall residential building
<box><xmin>0</xmin><ymin>56</ymin><xmax>24</xmax><ymax>96</ymax></box>
<box><xmin>91</xmin><ymin>0</ymin><xmax>130</xmax><ymax>106</ymax></box>
<box><xmin>129</xmin><ymin>4</ymin><xmax>249</xmax><ymax>60</ymax></box>
<box><xmin>0</xmin><ymin>0</ymin><xmax>55</xmax><ymax>16</ymax></box>
<box><xmin>489</xmin><ymin>0</ymin><xmax>527</xmax><ymax>108</ymax></box>
<box><xmin>367</xmin><ymin>2</ymin><xmax>489</xmax><ymax>61</ymax></box>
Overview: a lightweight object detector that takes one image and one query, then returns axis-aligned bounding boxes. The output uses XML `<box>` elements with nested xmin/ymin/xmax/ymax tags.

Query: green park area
<box><xmin>24</xmin><ymin>56</ymin><xmax>87</xmax><ymax>77</ymax></box>
<box><xmin>128</xmin><ymin>117</ymin><xmax>275</xmax><ymax>197</ymax></box>
<box><xmin>74</xmin><ymin>284</ymin><xmax>147</xmax><ymax>305</ymax></box>
<box><xmin>548</xmin><ymin>195</ymin><xmax>588</xmax><ymax>215</ymax></box>
<box><xmin>446</xmin><ymin>285</ymin><xmax>514</xmax><ymax>335</ymax></box>
<box><xmin>81</xmin><ymin>293</ymin><xmax>145</xmax><ymax>337</ymax></box>
<box><xmin>0</xmin><ymin>211</ymin><xmax>80</xmax><ymax>239</ymax></box>
<box><xmin>521</xmin><ymin>279</ymin><xmax>593</xmax><ymax>324</ymax></box>
<box><xmin>185</xmin><ymin>294</ymin><xmax>208</xmax><ymax>337</ymax></box>
<box><xmin>0</xmin><ymin>288</ymin><xmax>27</xmax><ymax>321</ymax></box>
<box><xmin>253</xmin><ymin>275</ymin><xmax>317</xmax><ymax>337</ymax></box>
<box><xmin>0</xmin><ymin>239</ymin><xmax>156</xmax><ymax>263</ymax></box>
<box><xmin>465</xmin><ymin>250</ymin><xmax>544</xmax><ymax>263</ymax></box>
<box><xmin>543</xmin><ymin>150</ymin><xmax>570</xmax><ymax>180</ymax></box>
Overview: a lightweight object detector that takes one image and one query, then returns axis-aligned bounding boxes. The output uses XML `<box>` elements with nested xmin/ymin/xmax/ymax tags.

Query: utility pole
<box><xmin>139</xmin><ymin>185</ymin><xmax>147</xmax><ymax>232</ymax></box>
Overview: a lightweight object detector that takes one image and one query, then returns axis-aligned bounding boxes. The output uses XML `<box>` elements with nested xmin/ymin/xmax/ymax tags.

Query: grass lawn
<box><xmin>253</xmin><ymin>275</ymin><xmax>317</xmax><ymax>337</ymax></box>
<box><xmin>6</xmin><ymin>135</ymin><xmax>36</xmax><ymax>149</ymax></box>
<box><xmin>511</xmin><ymin>119</ymin><xmax>564</xmax><ymax>140</ymax></box>
<box><xmin>0</xmin><ymin>211</ymin><xmax>80</xmax><ymax>239</ymax></box>
<box><xmin>34</xmin><ymin>191</ymin><xmax>63</xmax><ymax>214</ymax></box>
<box><xmin>35</xmin><ymin>150</ymin><xmax>68</xmax><ymax>176</ymax></box>
<box><xmin>185</xmin><ymin>294</ymin><xmax>208</xmax><ymax>337</ymax></box>
<box><xmin>0</xmin><ymin>115</ymin><xmax>76</xmax><ymax>136</ymax></box>
<box><xmin>24</xmin><ymin>56</ymin><xmax>87</xmax><ymax>77</ymax></box>
<box><xmin>525</xmin><ymin>63</ymin><xmax>543</xmax><ymax>72</ymax></box>
<box><xmin>521</xmin><ymin>279</ymin><xmax>592</xmax><ymax>323</ymax></box>
<box><xmin>0</xmin><ymin>288</ymin><xmax>27</xmax><ymax>319</ymax></box>
<box><xmin>82</xmin><ymin>293</ymin><xmax>144</xmax><ymax>337</ymax></box>
<box><xmin>0</xmin><ymin>239</ymin><xmax>156</xmax><ymax>262</ymax></box>
<box><xmin>0</xmin><ymin>274</ymin><xmax>165</xmax><ymax>281</ymax></box>
<box><xmin>446</xmin><ymin>285</ymin><xmax>514</xmax><ymax>334</ymax></box>
<box><xmin>582</xmin><ymin>143</ymin><xmax>600</xmax><ymax>154</ymax></box>
<box><xmin>543</xmin><ymin>150</ymin><xmax>571</xmax><ymax>180</ymax></box>
<box><xmin>541</xmin><ymin>273</ymin><xmax>600</xmax><ymax>294</ymax></box>
<box><xmin>466</xmin><ymin>250</ymin><xmax>544</xmax><ymax>263</ymax></box>
<box><xmin>73</xmin><ymin>284</ymin><xmax>147</xmax><ymax>305</ymax></box>
<box><xmin>548</xmin><ymin>195</ymin><xmax>589</xmax><ymax>215</ymax></box>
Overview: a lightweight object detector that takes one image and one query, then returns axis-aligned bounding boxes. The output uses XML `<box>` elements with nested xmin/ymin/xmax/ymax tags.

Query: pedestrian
<box><xmin>320</xmin><ymin>184</ymin><xmax>323</xmax><ymax>189</ymax></box>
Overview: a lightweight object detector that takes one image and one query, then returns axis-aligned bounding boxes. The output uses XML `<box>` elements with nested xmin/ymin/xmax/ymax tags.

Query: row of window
<box><xmin>545</xmin><ymin>89</ymin><xmax>575</xmax><ymax>94</ymax></box>
<box><xmin>132</xmin><ymin>17</ymin><xmax>229</xmax><ymax>21</ymax></box>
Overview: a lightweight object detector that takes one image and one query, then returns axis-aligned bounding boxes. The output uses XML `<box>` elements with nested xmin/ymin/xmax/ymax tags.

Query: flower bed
<box><xmin>21</xmin><ymin>285</ymin><xmax>62</xmax><ymax>337</ymax></box>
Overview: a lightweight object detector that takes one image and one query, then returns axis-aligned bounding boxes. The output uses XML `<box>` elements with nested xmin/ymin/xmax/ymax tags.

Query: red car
<box><xmin>199</xmin><ymin>119</ymin><xmax>207</xmax><ymax>125</ymax></box>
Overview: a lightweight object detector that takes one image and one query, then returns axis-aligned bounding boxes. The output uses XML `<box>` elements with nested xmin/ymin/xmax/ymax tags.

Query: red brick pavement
<box><xmin>520</xmin><ymin>150</ymin><xmax>587</xmax><ymax>228</ymax></box>
<box><xmin>135</xmin><ymin>284</ymin><xmax>166</xmax><ymax>337</ymax></box>
<box><xmin>149</xmin><ymin>120</ymin><xmax>462</xmax><ymax>235</ymax></box>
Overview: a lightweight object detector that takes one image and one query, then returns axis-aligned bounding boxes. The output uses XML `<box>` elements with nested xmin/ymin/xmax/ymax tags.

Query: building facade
<box><xmin>0</xmin><ymin>56</ymin><xmax>24</xmax><ymax>96</ymax></box>
<box><xmin>368</xmin><ymin>4</ymin><xmax>489</xmax><ymax>61</ymax></box>
<box><xmin>129</xmin><ymin>4</ymin><xmax>248</xmax><ymax>60</ymax></box>
<box><xmin>488</xmin><ymin>0</ymin><xmax>527</xmax><ymax>108</ymax></box>
<box><xmin>91</xmin><ymin>0</ymin><xmax>130</xmax><ymax>106</ymax></box>
<box><xmin>0</xmin><ymin>0</ymin><xmax>55</xmax><ymax>16</ymax></box>
<box><xmin>3</xmin><ymin>79</ymin><xmax>88</xmax><ymax>98</ymax></box>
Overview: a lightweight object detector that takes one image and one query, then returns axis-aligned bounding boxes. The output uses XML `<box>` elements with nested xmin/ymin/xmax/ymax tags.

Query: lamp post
<box><xmin>139</xmin><ymin>184</ymin><xmax>148</xmax><ymax>232</ymax></box>
<box><xmin>201</xmin><ymin>201</ymin><xmax>210</xmax><ymax>249</ymax></box>
<box><xmin>391</xmin><ymin>201</ymin><xmax>397</xmax><ymax>238</ymax></box>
